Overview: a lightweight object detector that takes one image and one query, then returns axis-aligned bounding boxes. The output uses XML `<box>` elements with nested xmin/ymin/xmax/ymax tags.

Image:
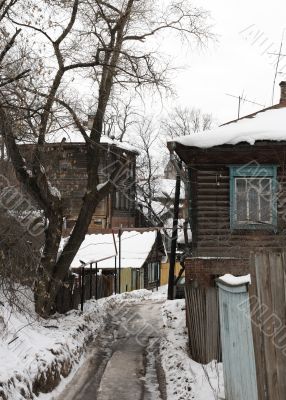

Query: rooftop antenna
<box><xmin>269</xmin><ymin>30</ymin><xmax>286</xmax><ymax>105</ymax></box>
<box><xmin>226</xmin><ymin>92</ymin><xmax>265</xmax><ymax>119</ymax></box>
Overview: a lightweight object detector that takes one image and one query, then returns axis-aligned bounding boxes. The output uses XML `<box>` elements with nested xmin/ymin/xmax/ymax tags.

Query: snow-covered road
<box><xmin>56</xmin><ymin>301</ymin><xmax>167</xmax><ymax>400</ymax></box>
<box><xmin>0</xmin><ymin>287</ymin><xmax>224</xmax><ymax>400</ymax></box>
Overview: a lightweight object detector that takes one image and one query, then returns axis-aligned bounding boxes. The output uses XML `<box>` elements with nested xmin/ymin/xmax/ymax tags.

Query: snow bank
<box><xmin>160</xmin><ymin>300</ymin><xmax>224</xmax><ymax>400</ymax></box>
<box><xmin>172</xmin><ymin>107</ymin><xmax>286</xmax><ymax>149</ymax></box>
<box><xmin>0</xmin><ymin>289</ymin><xmax>154</xmax><ymax>400</ymax></box>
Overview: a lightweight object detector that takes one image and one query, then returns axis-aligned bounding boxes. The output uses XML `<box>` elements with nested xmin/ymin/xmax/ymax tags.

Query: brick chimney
<box><xmin>280</xmin><ymin>81</ymin><xmax>286</xmax><ymax>103</ymax></box>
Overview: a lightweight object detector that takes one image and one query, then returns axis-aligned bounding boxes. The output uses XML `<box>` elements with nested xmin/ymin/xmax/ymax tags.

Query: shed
<box><xmin>67</xmin><ymin>229</ymin><xmax>166</xmax><ymax>292</ymax></box>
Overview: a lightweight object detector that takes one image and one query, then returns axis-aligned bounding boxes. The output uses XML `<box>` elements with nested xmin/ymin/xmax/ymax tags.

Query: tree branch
<box><xmin>54</xmin><ymin>0</ymin><xmax>79</xmax><ymax>45</ymax></box>
<box><xmin>0</xmin><ymin>27</ymin><xmax>20</xmax><ymax>64</ymax></box>
<box><xmin>0</xmin><ymin>68</ymin><xmax>30</xmax><ymax>87</ymax></box>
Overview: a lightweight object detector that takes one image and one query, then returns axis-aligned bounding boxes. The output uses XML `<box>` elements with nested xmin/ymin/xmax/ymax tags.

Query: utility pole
<box><xmin>168</xmin><ymin>160</ymin><xmax>181</xmax><ymax>300</ymax></box>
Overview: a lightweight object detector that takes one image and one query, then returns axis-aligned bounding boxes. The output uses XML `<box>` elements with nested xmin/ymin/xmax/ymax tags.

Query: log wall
<box><xmin>188</xmin><ymin>144</ymin><xmax>286</xmax><ymax>258</ymax></box>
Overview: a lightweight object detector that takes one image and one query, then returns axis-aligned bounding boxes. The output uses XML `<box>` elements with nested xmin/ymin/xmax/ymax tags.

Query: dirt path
<box><xmin>57</xmin><ymin>301</ymin><xmax>167</xmax><ymax>400</ymax></box>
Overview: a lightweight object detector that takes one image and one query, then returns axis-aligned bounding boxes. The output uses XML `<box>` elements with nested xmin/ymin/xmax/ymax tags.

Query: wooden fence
<box><xmin>185</xmin><ymin>285</ymin><xmax>221</xmax><ymax>364</ymax></box>
<box><xmin>249</xmin><ymin>251</ymin><xmax>286</xmax><ymax>400</ymax></box>
<box><xmin>55</xmin><ymin>272</ymin><xmax>114</xmax><ymax>314</ymax></box>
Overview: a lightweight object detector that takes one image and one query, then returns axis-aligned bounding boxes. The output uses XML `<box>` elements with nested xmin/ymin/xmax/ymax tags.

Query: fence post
<box><xmin>114</xmin><ymin>255</ymin><xmax>117</xmax><ymax>294</ymax></box>
<box><xmin>80</xmin><ymin>266</ymin><xmax>85</xmax><ymax>312</ymax></box>
<box><xmin>95</xmin><ymin>262</ymin><xmax>98</xmax><ymax>300</ymax></box>
<box><xmin>119</xmin><ymin>228</ymin><xmax>122</xmax><ymax>294</ymax></box>
<box><xmin>90</xmin><ymin>263</ymin><xmax>93</xmax><ymax>299</ymax></box>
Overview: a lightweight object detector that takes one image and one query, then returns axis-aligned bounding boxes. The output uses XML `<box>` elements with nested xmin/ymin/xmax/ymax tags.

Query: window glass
<box><xmin>234</xmin><ymin>176</ymin><xmax>273</xmax><ymax>225</ymax></box>
<box><xmin>230</xmin><ymin>165</ymin><xmax>277</xmax><ymax>229</ymax></box>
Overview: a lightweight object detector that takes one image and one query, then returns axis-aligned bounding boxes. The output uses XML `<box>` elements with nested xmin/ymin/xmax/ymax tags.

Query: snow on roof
<box><xmin>177</xmin><ymin>225</ymin><xmax>192</xmax><ymax>244</ymax></box>
<box><xmin>165</xmin><ymin>218</ymin><xmax>192</xmax><ymax>244</ymax></box>
<box><xmin>45</xmin><ymin>128</ymin><xmax>139</xmax><ymax>154</ymax></box>
<box><xmin>68</xmin><ymin>230</ymin><xmax>159</xmax><ymax>269</ymax></box>
<box><xmin>154</xmin><ymin>178</ymin><xmax>185</xmax><ymax>200</ymax></box>
<box><xmin>218</xmin><ymin>274</ymin><xmax>251</xmax><ymax>286</ymax></box>
<box><xmin>171</xmin><ymin>106</ymin><xmax>286</xmax><ymax>149</ymax></box>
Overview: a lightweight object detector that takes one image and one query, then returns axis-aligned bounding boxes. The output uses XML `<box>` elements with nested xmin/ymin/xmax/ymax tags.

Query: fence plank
<box><xmin>185</xmin><ymin>285</ymin><xmax>221</xmax><ymax>364</ymax></box>
<box><xmin>55</xmin><ymin>273</ymin><xmax>114</xmax><ymax>314</ymax></box>
<box><xmin>269</xmin><ymin>252</ymin><xmax>286</xmax><ymax>399</ymax></box>
<box><xmin>249</xmin><ymin>252</ymin><xmax>267</xmax><ymax>400</ymax></box>
<box><xmin>250</xmin><ymin>251</ymin><xmax>286</xmax><ymax>400</ymax></box>
<box><xmin>259</xmin><ymin>253</ymin><xmax>278</xmax><ymax>400</ymax></box>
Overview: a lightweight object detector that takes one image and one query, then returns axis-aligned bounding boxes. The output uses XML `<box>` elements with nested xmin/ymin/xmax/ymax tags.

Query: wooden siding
<box><xmin>190</xmin><ymin>159</ymin><xmax>286</xmax><ymax>258</ymax></box>
<box><xmin>20</xmin><ymin>143</ymin><xmax>137</xmax><ymax>231</ymax></box>
<box><xmin>249</xmin><ymin>251</ymin><xmax>286</xmax><ymax>400</ymax></box>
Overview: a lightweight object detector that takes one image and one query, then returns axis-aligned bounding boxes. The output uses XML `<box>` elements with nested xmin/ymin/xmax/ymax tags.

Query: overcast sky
<box><xmin>160</xmin><ymin>0</ymin><xmax>286</xmax><ymax>125</ymax></box>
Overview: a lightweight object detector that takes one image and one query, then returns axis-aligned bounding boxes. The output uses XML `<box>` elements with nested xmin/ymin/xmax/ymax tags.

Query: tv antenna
<box><xmin>268</xmin><ymin>30</ymin><xmax>286</xmax><ymax>105</ymax></box>
<box><xmin>226</xmin><ymin>92</ymin><xmax>265</xmax><ymax>119</ymax></box>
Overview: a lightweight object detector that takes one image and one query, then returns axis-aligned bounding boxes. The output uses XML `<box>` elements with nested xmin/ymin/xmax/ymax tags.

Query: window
<box><xmin>229</xmin><ymin>165</ymin><xmax>277</xmax><ymax>230</ymax></box>
<box><xmin>148</xmin><ymin>262</ymin><xmax>159</xmax><ymax>282</ymax></box>
<box><xmin>115</xmin><ymin>189</ymin><xmax>132</xmax><ymax>210</ymax></box>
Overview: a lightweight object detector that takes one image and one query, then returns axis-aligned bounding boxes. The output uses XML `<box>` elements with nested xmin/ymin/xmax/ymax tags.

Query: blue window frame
<box><xmin>229</xmin><ymin>165</ymin><xmax>277</xmax><ymax>230</ymax></box>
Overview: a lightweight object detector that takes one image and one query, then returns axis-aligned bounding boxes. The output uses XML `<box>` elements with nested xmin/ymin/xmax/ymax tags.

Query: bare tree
<box><xmin>101</xmin><ymin>97</ymin><xmax>140</xmax><ymax>141</ymax></box>
<box><xmin>0</xmin><ymin>1</ymin><xmax>30</xmax><ymax>87</ymax></box>
<box><xmin>0</xmin><ymin>0</ymin><xmax>212</xmax><ymax>316</ymax></box>
<box><xmin>135</xmin><ymin>118</ymin><xmax>164</xmax><ymax>223</ymax></box>
<box><xmin>161</xmin><ymin>105</ymin><xmax>214</xmax><ymax>252</ymax></box>
<box><xmin>162</xmin><ymin>106</ymin><xmax>214</xmax><ymax>138</ymax></box>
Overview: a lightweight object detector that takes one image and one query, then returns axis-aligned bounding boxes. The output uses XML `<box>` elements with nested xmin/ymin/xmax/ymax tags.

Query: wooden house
<box><xmin>168</xmin><ymin>81</ymin><xmax>286</xmax><ymax>287</ymax></box>
<box><xmin>21</xmin><ymin>135</ymin><xmax>139</xmax><ymax>234</ymax></box>
<box><xmin>69</xmin><ymin>229</ymin><xmax>166</xmax><ymax>292</ymax></box>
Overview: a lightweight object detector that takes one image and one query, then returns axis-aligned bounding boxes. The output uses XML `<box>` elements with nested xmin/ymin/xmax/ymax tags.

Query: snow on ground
<box><xmin>0</xmin><ymin>285</ymin><xmax>224</xmax><ymax>400</ymax></box>
<box><xmin>160</xmin><ymin>299</ymin><xmax>225</xmax><ymax>400</ymax></box>
<box><xmin>0</xmin><ymin>288</ymin><xmax>154</xmax><ymax>400</ymax></box>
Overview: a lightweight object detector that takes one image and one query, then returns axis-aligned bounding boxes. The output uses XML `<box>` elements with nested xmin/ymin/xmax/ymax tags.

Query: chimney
<box><xmin>280</xmin><ymin>81</ymin><xmax>286</xmax><ymax>103</ymax></box>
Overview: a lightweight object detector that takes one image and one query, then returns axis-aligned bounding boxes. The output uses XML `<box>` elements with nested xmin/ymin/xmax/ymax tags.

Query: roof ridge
<box><xmin>221</xmin><ymin>102</ymin><xmax>286</xmax><ymax>127</ymax></box>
